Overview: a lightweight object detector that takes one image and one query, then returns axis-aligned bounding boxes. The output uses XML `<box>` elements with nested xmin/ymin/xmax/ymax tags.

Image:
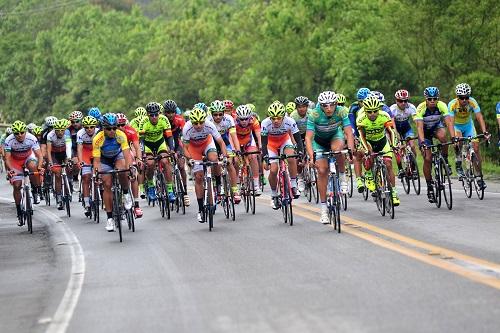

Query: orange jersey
<box><xmin>235</xmin><ymin>117</ymin><xmax>260</xmax><ymax>146</ymax></box>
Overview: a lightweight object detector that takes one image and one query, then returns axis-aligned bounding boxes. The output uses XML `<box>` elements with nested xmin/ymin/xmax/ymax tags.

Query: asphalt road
<box><xmin>1</xmin><ymin>175</ymin><xmax>500</xmax><ymax>333</ymax></box>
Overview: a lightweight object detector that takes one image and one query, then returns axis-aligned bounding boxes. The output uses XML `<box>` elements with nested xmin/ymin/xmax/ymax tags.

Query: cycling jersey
<box><xmin>4</xmin><ymin>133</ymin><xmax>40</xmax><ymax>160</ymax></box>
<box><xmin>119</xmin><ymin>125</ymin><xmax>139</xmax><ymax>144</ymax></box>
<box><xmin>92</xmin><ymin>130</ymin><xmax>129</xmax><ymax>159</ymax></box>
<box><xmin>129</xmin><ymin>117</ymin><xmax>144</xmax><ymax>133</ymax></box>
<box><xmin>261</xmin><ymin>116</ymin><xmax>299</xmax><ymax>141</ymax></box>
<box><xmin>382</xmin><ymin>105</ymin><xmax>394</xmax><ymax>118</ymax></box>
<box><xmin>47</xmin><ymin>129</ymin><xmax>72</xmax><ymax>159</ymax></box>
<box><xmin>289</xmin><ymin>110</ymin><xmax>309</xmax><ymax>135</ymax></box>
<box><xmin>448</xmin><ymin>97</ymin><xmax>480</xmax><ymax>125</ymax></box>
<box><xmin>40</xmin><ymin>127</ymin><xmax>51</xmax><ymax>145</ymax></box>
<box><xmin>348</xmin><ymin>102</ymin><xmax>363</xmax><ymax>137</ymax></box>
<box><xmin>235</xmin><ymin>117</ymin><xmax>260</xmax><ymax>146</ymax></box>
<box><xmin>0</xmin><ymin>133</ymin><xmax>6</xmax><ymax>147</ymax></box>
<box><xmin>307</xmin><ymin>106</ymin><xmax>350</xmax><ymax>149</ymax></box>
<box><xmin>76</xmin><ymin>128</ymin><xmax>95</xmax><ymax>150</ymax></box>
<box><xmin>182</xmin><ymin>120</ymin><xmax>221</xmax><ymax>147</ymax></box>
<box><xmin>69</xmin><ymin>125</ymin><xmax>80</xmax><ymax>156</ymax></box>
<box><xmin>167</xmin><ymin>114</ymin><xmax>186</xmax><ymax>141</ymax></box>
<box><xmin>209</xmin><ymin>114</ymin><xmax>236</xmax><ymax>147</ymax></box>
<box><xmin>414</xmin><ymin>101</ymin><xmax>450</xmax><ymax>130</ymax></box>
<box><xmin>356</xmin><ymin>110</ymin><xmax>393</xmax><ymax>142</ymax></box>
<box><xmin>390</xmin><ymin>103</ymin><xmax>417</xmax><ymax>138</ymax></box>
<box><xmin>140</xmin><ymin>115</ymin><xmax>173</xmax><ymax>142</ymax></box>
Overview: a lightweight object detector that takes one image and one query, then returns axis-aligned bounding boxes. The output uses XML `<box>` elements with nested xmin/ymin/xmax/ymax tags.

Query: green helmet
<box><xmin>33</xmin><ymin>126</ymin><xmax>43</xmax><ymax>135</ymax></box>
<box><xmin>210</xmin><ymin>100</ymin><xmax>225</xmax><ymax>113</ymax></box>
<box><xmin>134</xmin><ymin>107</ymin><xmax>147</xmax><ymax>118</ymax></box>
<box><xmin>286</xmin><ymin>102</ymin><xmax>295</xmax><ymax>114</ymax></box>
<box><xmin>363</xmin><ymin>96</ymin><xmax>382</xmax><ymax>111</ymax></box>
<box><xmin>189</xmin><ymin>107</ymin><xmax>207</xmax><ymax>123</ymax></box>
<box><xmin>337</xmin><ymin>94</ymin><xmax>347</xmax><ymax>104</ymax></box>
<box><xmin>11</xmin><ymin>121</ymin><xmax>27</xmax><ymax>133</ymax></box>
<box><xmin>54</xmin><ymin>119</ymin><xmax>69</xmax><ymax>130</ymax></box>
<box><xmin>82</xmin><ymin>116</ymin><xmax>99</xmax><ymax>126</ymax></box>
<box><xmin>246</xmin><ymin>103</ymin><xmax>256</xmax><ymax>113</ymax></box>
<box><xmin>267</xmin><ymin>102</ymin><xmax>286</xmax><ymax>118</ymax></box>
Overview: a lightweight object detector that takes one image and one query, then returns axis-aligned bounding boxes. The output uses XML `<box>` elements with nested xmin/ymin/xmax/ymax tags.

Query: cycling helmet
<box><xmin>223</xmin><ymin>100</ymin><xmax>234</xmax><ymax>111</ymax></box>
<box><xmin>69</xmin><ymin>110</ymin><xmax>83</xmax><ymax>121</ymax></box>
<box><xmin>394</xmin><ymin>89</ymin><xmax>410</xmax><ymax>100</ymax></box>
<box><xmin>6</xmin><ymin>127</ymin><xmax>12</xmax><ymax>135</ymax></box>
<box><xmin>163</xmin><ymin>100</ymin><xmax>177</xmax><ymax>113</ymax></box>
<box><xmin>286</xmin><ymin>102</ymin><xmax>296</xmax><ymax>114</ymax></box>
<box><xmin>337</xmin><ymin>94</ymin><xmax>347</xmax><ymax>104</ymax></box>
<box><xmin>369</xmin><ymin>91</ymin><xmax>385</xmax><ymax>102</ymax></box>
<box><xmin>101</xmin><ymin>113</ymin><xmax>118</xmax><ymax>127</ymax></box>
<box><xmin>11</xmin><ymin>121</ymin><xmax>27</xmax><ymax>133</ymax></box>
<box><xmin>27</xmin><ymin>123</ymin><xmax>37</xmax><ymax>132</ymax></box>
<box><xmin>145</xmin><ymin>102</ymin><xmax>161</xmax><ymax>114</ymax></box>
<box><xmin>455</xmin><ymin>83</ymin><xmax>471</xmax><ymax>96</ymax></box>
<box><xmin>158</xmin><ymin>102</ymin><xmax>164</xmax><ymax>114</ymax></box>
<box><xmin>116</xmin><ymin>113</ymin><xmax>128</xmax><ymax>125</ymax></box>
<box><xmin>267</xmin><ymin>101</ymin><xmax>286</xmax><ymax>117</ymax></box>
<box><xmin>424</xmin><ymin>86</ymin><xmax>440</xmax><ymax>98</ymax></box>
<box><xmin>189</xmin><ymin>107</ymin><xmax>207</xmax><ymax>123</ymax></box>
<box><xmin>246</xmin><ymin>103</ymin><xmax>256</xmax><ymax>113</ymax></box>
<box><xmin>45</xmin><ymin>116</ymin><xmax>58</xmax><ymax>127</ymax></box>
<box><xmin>308</xmin><ymin>101</ymin><xmax>316</xmax><ymax>109</ymax></box>
<box><xmin>33</xmin><ymin>126</ymin><xmax>43</xmax><ymax>135</ymax></box>
<box><xmin>54</xmin><ymin>119</ymin><xmax>68</xmax><ymax>130</ymax></box>
<box><xmin>294</xmin><ymin>96</ymin><xmax>309</xmax><ymax>106</ymax></box>
<box><xmin>194</xmin><ymin>102</ymin><xmax>208</xmax><ymax>113</ymax></box>
<box><xmin>82</xmin><ymin>116</ymin><xmax>99</xmax><ymax>126</ymax></box>
<box><xmin>210</xmin><ymin>100</ymin><xmax>225</xmax><ymax>113</ymax></box>
<box><xmin>236</xmin><ymin>104</ymin><xmax>253</xmax><ymax>118</ymax></box>
<box><xmin>183</xmin><ymin>109</ymin><xmax>191</xmax><ymax>120</ymax></box>
<box><xmin>318</xmin><ymin>91</ymin><xmax>337</xmax><ymax>104</ymax></box>
<box><xmin>363</xmin><ymin>96</ymin><xmax>383</xmax><ymax>111</ymax></box>
<box><xmin>88</xmin><ymin>107</ymin><xmax>101</xmax><ymax>119</ymax></box>
<box><xmin>357</xmin><ymin>88</ymin><xmax>371</xmax><ymax>100</ymax></box>
<box><xmin>134</xmin><ymin>107</ymin><xmax>147</xmax><ymax>118</ymax></box>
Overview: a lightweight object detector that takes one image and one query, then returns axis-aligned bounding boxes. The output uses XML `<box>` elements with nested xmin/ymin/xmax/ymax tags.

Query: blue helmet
<box><xmin>194</xmin><ymin>102</ymin><xmax>208</xmax><ymax>112</ymax></box>
<box><xmin>356</xmin><ymin>88</ymin><xmax>371</xmax><ymax>101</ymax></box>
<box><xmin>101</xmin><ymin>113</ymin><xmax>117</xmax><ymax>127</ymax></box>
<box><xmin>88</xmin><ymin>107</ymin><xmax>102</xmax><ymax>121</ymax></box>
<box><xmin>424</xmin><ymin>86</ymin><xmax>440</xmax><ymax>98</ymax></box>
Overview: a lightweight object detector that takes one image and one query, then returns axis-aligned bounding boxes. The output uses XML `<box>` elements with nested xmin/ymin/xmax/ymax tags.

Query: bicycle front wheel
<box><xmin>113</xmin><ymin>186</ymin><xmax>123</xmax><ymax>242</ymax></box>
<box><xmin>409</xmin><ymin>153</ymin><xmax>421</xmax><ymax>195</ymax></box>
<box><xmin>25</xmin><ymin>188</ymin><xmax>33</xmax><ymax>234</ymax></box>
<box><xmin>374</xmin><ymin>166</ymin><xmax>386</xmax><ymax>216</ymax></box>
<box><xmin>439</xmin><ymin>157</ymin><xmax>452</xmax><ymax>210</ymax></box>
<box><xmin>470</xmin><ymin>153</ymin><xmax>484</xmax><ymax>200</ymax></box>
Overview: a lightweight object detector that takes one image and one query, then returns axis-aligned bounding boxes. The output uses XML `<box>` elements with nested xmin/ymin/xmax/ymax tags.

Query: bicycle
<box><xmin>239</xmin><ymin>151</ymin><xmax>261</xmax><ymax>215</ymax></box>
<box><xmin>424</xmin><ymin>142</ymin><xmax>454</xmax><ymax>210</ymax></box>
<box><xmin>219</xmin><ymin>158</ymin><xmax>235</xmax><ymax>221</ymax></box>
<box><xmin>169</xmin><ymin>154</ymin><xmax>186</xmax><ymax>215</ymax></box>
<box><xmin>314</xmin><ymin>150</ymin><xmax>349</xmax><ymax>232</ymax></box>
<box><xmin>458</xmin><ymin>134</ymin><xmax>489</xmax><ymax>200</ymax></box>
<box><xmin>90</xmin><ymin>172</ymin><xmax>102</xmax><ymax>223</ymax></box>
<box><xmin>303</xmin><ymin>157</ymin><xmax>319</xmax><ymax>204</ymax></box>
<box><xmin>268</xmin><ymin>153</ymin><xmax>299</xmax><ymax>226</ymax></box>
<box><xmin>366</xmin><ymin>150</ymin><xmax>395</xmax><ymax>219</ymax></box>
<box><xmin>343</xmin><ymin>150</ymin><xmax>354</xmax><ymax>198</ymax></box>
<box><xmin>12</xmin><ymin>168</ymin><xmax>41</xmax><ymax>233</ymax></box>
<box><xmin>51</xmin><ymin>163</ymin><xmax>73</xmax><ymax>217</ymax></box>
<box><xmin>96</xmin><ymin>168</ymin><xmax>134</xmax><ymax>242</ymax></box>
<box><xmin>145</xmin><ymin>154</ymin><xmax>171</xmax><ymax>220</ymax></box>
<box><xmin>42</xmin><ymin>165</ymin><xmax>53</xmax><ymax>206</ymax></box>
<box><xmin>194</xmin><ymin>159</ymin><xmax>225</xmax><ymax>231</ymax></box>
<box><xmin>396</xmin><ymin>137</ymin><xmax>421</xmax><ymax>195</ymax></box>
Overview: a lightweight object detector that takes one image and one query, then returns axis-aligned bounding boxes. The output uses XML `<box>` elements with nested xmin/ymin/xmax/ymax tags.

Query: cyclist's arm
<box><xmin>77</xmin><ymin>143</ymin><xmax>83</xmax><ymax>164</ymax></box>
<box><xmin>47</xmin><ymin>142</ymin><xmax>53</xmax><ymax>164</ymax></box>
<box><xmin>357</xmin><ymin>127</ymin><xmax>370</xmax><ymax>152</ymax></box>
<box><xmin>444</xmin><ymin>115</ymin><xmax>455</xmax><ymax>138</ymax></box>
<box><xmin>34</xmin><ymin>148</ymin><xmax>43</xmax><ymax>169</ymax></box>
<box><xmin>261</xmin><ymin>135</ymin><xmax>269</xmax><ymax>157</ymax></box>
<box><xmin>4</xmin><ymin>151</ymin><xmax>12</xmax><ymax>171</ymax></box>
<box><xmin>305</xmin><ymin>130</ymin><xmax>314</xmax><ymax>162</ymax></box>
<box><xmin>229</xmin><ymin>128</ymin><xmax>240</xmax><ymax>152</ymax></box>
<box><xmin>343</xmin><ymin>125</ymin><xmax>355</xmax><ymax>152</ymax></box>
<box><xmin>292</xmin><ymin>131</ymin><xmax>304</xmax><ymax>154</ymax></box>
<box><xmin>215</xmin><ymin>136</ymin><xmax>228</xmax><ymax>157</ymax></box>
<box><xmin>254</xmin><ymin>128</ymin><xmax>262</xmax><ymax>149</ymax></box>
<box><xmin>65</xmin><ymin>134</ymin><xmax>72</xmax><ymax>161</ymax></box>
<box><xmin>474</xmin><ymin>112</ymin><xmax>487</xmax><ymax>134</ymax></box>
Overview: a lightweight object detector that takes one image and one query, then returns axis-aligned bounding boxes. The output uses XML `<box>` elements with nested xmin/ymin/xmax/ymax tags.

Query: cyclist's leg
<box><xmin>267</xmin><ymin>148</ymin><xmax>279</xmax><ymax>198</ymax></box>
<box><xmin>331</xmin><ymin>138</ymin><xmax>347</xmax><ymax>192</ymax></box>
<box><xmin>435</xmin><ymin>126</ymin><xmax>449</xmax><ymax>166</ymax></box>
<box><xmin>453</xmin><ymin>124</ymin><xmax>465</xmax><ymax>175</ymax></box>
<box><xmin>9</xmin><ymin>159</ymin><xmax>24</xmax><ymax>219</ymax></box>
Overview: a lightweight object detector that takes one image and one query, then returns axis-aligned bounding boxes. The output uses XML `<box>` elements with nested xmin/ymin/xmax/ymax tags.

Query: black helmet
<box><xmin>145</xmin><ymin>102</ymin><xmax>161</xmax><ymax>114</ymax></box>
<box><xmin>163</xmin><ymin>99</ymin><xmax>178</xmax><ymax>113</ymax></box>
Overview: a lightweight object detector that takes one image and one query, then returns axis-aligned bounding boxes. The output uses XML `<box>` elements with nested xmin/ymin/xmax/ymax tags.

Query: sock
<box><xmin>16</xmin><ymin>204</ymin><xmax>22</xmax><ymax>216</ymax></box>
<box><xmin>320</xmin><ymin>201</ymin><xmax>327</xmax><ymax>211</ymax></box>
<box><xmin>271</xmin><ymin>189</ymin><xmax>278</xmax><ymax>197</ymax></box>
<box><xmin>107</xmin><ymin>212</ymin><xmax>113</xmax><ymax>219</ymax></box>
<box><xmin>84</xmin><ymin>197</ymin><xmax>90</xmax><ymax>207</ymax></box>
<box><xmin>134</xmin><ymin>201</ymin><xmax>139</xmax><ymax>208</ymax></box>
<box><xmin>291</xmin><ymin>177</ymin><xmax>297</xmax><ymax>188</ymax></box>
<box><xmin>167</xmin><ymin>183</ymin><xmax>173</xmax><ymax>193</ymax></box>
<box><xmin>253</xmin><ymin>178</ymin><xmax>259</xmax><ymax>187</ymax></box>
<box><xmin>197</xmin><ymin>198</ymin><xmax>203</xmax><ymax>212</ymax></box>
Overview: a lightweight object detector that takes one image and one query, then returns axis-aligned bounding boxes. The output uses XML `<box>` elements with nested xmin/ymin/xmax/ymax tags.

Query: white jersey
<box><xmin>182</xmin><ymin>120</ymin><xmax>222</xmax><ymax>146</ymax></box>
<box><xmin>47</xmin><ymin>129</ymin><xmax>72</xmax><ymax>156</ymax></box>
<box><xmin>76</xmin><ymin>128</ymin><xmax>95</xmax><ymax>149</ymax></box>
<box><xmin>4</xmin><ymin>133</ymin><xmax>39</xmax><ymax>160</ymax></box>
<box><xmin>390</xmin><ymin>103</ymin><xmax>417</xmax><ymax>123</ymax></box>
<box><xmin>261</xmin><ymin>116</ymin><xmax>299</xmax><ymax>139</ymax></box>
<box><xmin>209</xmin><ymin>114</ymin><xmax>235</xmax><ymax>137</ymax></box>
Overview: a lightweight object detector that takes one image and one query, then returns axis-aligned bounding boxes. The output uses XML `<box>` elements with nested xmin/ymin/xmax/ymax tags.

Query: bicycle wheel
<box><xmin>311</xmin><ymin>168</ymin><xmax>319</xmax><ymax>204</ymax></box>
<box><xmin>207</xmin><ymin>178</ymin><xmax>214</xmax><ymax>231</ymax></box>
<box><xmin>288</xmin><ymin>199</ymin><xmax>294</xmax><ymax>226</ymax></box>
<box><xmin>156</xmin><ymin>173</ymin><xmax>166</xmax><ymax>218</ymax></box>
<box><xmin>409</xmin><ymin>153</ymin><xmax>421</xmax><ymax>195</ymax></box>
<box><xmin>461</xmin><ymin>157</ymin><xmax>473</xmax><ymax>198</ymax></box>
<box><xmin>374</xmin><ymin>165</ymin><xmax>386</xmax><ymax>216</ymax></box>
<box><xmin>433</xmin><ymin>162</ymin><xmax>442</xmax><ymax>208</ymax></box>
<box><xmin>174</xmin><ymin>169</ymin><xmax>184</xmax><ymax>213</ymax></box>
<box><xmin>25</xmin><ymin>188</ymin><xmax>33</xmax><ymax>234</ymax></box>
<box><xmin>221</xmin><ymin>174</ymin><xmax>230</xmax><ymax>219</ymax></box>
<box><xmin>63</xmin><ymin>177</ymin><xmax>71</xmax><ymax>217</ymax></box>
<box><xmin>247</xmin><ymin>167</ymin><xmax>256</xmax><ymax>215</ymax></box>
<box><xmin>363</xmin><ymin>177</ymin><xmax>369</xmax><ymax>201</ymax></box>
<box><xmin>439</xmin><ymin>157</ymin><xmax>452</xmax><ymax>210</ymax></box>
<box><xmin>470</xmin><ymin>153</ymin><xmax>484</xmax><ymax>200</ymax></box>
<box><xmin>384</xmin><ymin>170</ymin><xmax>395</xmax><ymax>219</ymax></box>
<box><xmin>113</xmin><ymin>186</ymin><xmax>123</xmax><ymax>242</ymax></box>
<box><xmin>347</xmin><ymin>164</ymin><xmax>354</xmax><ymax>198</ymax></box>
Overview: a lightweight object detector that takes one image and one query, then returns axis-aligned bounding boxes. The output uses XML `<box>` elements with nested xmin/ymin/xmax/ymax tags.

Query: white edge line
<box><xmin>0</xmin><ymin>196</ymin><xmax>85</xmax><ymax>333</ymax></box>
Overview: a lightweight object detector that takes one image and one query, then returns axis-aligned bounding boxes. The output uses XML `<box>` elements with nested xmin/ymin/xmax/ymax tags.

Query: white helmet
<box><xmin>236</xmin><ymin>104</ymin><xmax>253</xmax><ymax>118</ymax></box>
<box><xmin>45</xmin><ymin>116</ymin><xmax>58</xmax><ymax>127</ymax></box>
<box><xmin>455</xmin><ymin>83</ymin><xmax>471</xmax><ymax>96</ymax></box>
<box><xmin>369</xmin><ymin>91</ymin><xmax>385</xmax><ymax>102</ymax></box>
<box><xmin>27</xmin><ymin>123</ymin><xmax>37</xmax><ymax>131</ymax></box>
<box><xmin>6</xmin><ymin>127</ymin><xmax>12</xmax><ymax>135</ymax></box>
<box><xmin>317</xmin><ymin>91</ymin><xmax>337</xmax><ymax>104</ymax></box>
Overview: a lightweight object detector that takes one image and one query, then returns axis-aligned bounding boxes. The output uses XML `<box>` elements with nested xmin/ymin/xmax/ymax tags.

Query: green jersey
<box><xmin>306</xmin><ymin>106</ymin><xmax>350</xmax><ymax>140</ymax></box>
<box><xmin>140</xmin><ymin>115</ymin><xmax>172</xmax><ymax>142</ymax></box>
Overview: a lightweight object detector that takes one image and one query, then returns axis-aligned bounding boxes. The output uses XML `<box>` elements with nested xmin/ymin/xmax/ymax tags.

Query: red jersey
<box><xmin>119</xmin><ymin>124</ymin><xmax>139</xmax><ymax>144</ymax></box>
<box><xmin>235</xmin><ymin>117</ymin><xmax>260</xmax><ymax>145</ymax></box>
<box><xmin>168</xmin><ymin>115</ymin><xmax>186</xmax><ymax>137</ymax></box>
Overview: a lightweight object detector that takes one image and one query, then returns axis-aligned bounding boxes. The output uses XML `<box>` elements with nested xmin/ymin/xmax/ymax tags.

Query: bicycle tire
<box><xmin>333</xmin><ymin>176</ymin><xmax>341</xmax><ymax>232</ymax></box>
<box><xmin>248</xmin><ymin>167</ymin><xmax>256</xmax><ymax>215</ymax></box>
<box><xmin>384</xmin><ymin>168</ymin><xmax>395</xmax><ymax>219</ymax></box>
<box><xmin>347</xmin><ymin>164</ymin><xmax>354</xmax><ymax>198</ymax></box>
<box><xmin>409</xmin><ymin>153</ymin><xmax>421</xmax><ymax>195</ymax></box>
<box><xmin>207</xmin><ymin>178</ymin><xmax>214</xmax><ymax>231</ymax></box>
<box><xmin>26</xmin><ymin>188</ymin><xmax>33</xmax><ymax>233</ymax></box>
<box><xmin>374</xmin><ymin>165</ymin><xmax>386</xmax><ymax>216</ymax></box>
<box><xmin>156</xmin><ymin>172</ymin><xmax>166</xmax><ymax>218</ymax></box>
<box><xmin>228</xmin><ymin>183</ymin><xmax>235</xmax><ymax>221</ymax></box>
<box><xmin>63</xmin><ymin>176</ymin><xmax>71</xmax><ymax>217</ymax></box>
<box><xmin>470</xmin><ymin>153</ymin><xmax>484</xmax><ymax>200</ymax></box>
<box><xmin>288</xmin><ymin>199</ymin><xmax>294</xmax><ymax>226</ymax></box>
<box><xmin>363</xmin><ymin>178</ymin><xmax>369</xmax><ymax>201</ymax></box>
<box><xmin>113</xmin><ymin>185</ymin><xmax>123</xmax><ymax>242</ymax></box>
<box><xmin>433</xmin><ymin>161</ymin><xmax>442</xmax><ymax>208</ymax></box>
<box><xmin>439</xmin><ymin>157</ymin><xmax>452</xmax><ymax>210</ymax></box>
<box><xmin>311</xmin><ymin>168</ymin><xmax>319</xmax><ymax>204</ymax></box>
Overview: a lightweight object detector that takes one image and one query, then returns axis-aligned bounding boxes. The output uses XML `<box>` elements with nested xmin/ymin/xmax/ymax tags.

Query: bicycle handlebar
<box><xmin>314</xmin><ymin>149</ymin><xmax>350</xmax><ymax>158</ymax></box>
<box><xmin>241</xmin><ymin>151</ymin><xmax>261</xmax><ymax>156</ymax></box>
<box><xmin>268</xmin><ymin>154</ymin><xmax>300</xmax><ymax>160</ymax></box>
<box><xmin>96</xmin><ymin>168</ymin><xmax>133</xmax><ymax>176</ymax></box>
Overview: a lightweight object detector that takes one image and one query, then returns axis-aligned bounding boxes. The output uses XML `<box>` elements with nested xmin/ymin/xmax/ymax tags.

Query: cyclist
<box><xmin>286</xmin><ymin>102</ymin><xmax>296</xmax><ymax>116</ymax></box>
<box><xmin>129</xmin><ymin>107</ymin><xmax>147</xmax><ymax>132</ymax></box>
<box><xmin>27</xmin><ymin>123</ymin><xmax>37</xmax><ymax>135</ymax></box>
<box><xmin>390</xmin><ymin>89</ymin><xmax>417</xmax><ymax>178</ymax></box>
<box><xmin>33</xmin><ymin>126</ymin><xmax>43</xmax><ymax>142</ymax></box>
<box><xmin>290</xmin><ymin>95</ymin><xmax>310</xmax><ymax>192</ymax></box>
<box><xmin>164</xmin><ymin>99</ymin><xmax>190</xmax><ymax>206</ymax></box>
<box><xmin>130</xmin><ymin>107</ymin><xmax>147</xmax><ymax>198</ymax></box>
<box><xmin>262</xmin><ymin>101</ymin><xmax>304</xmax><ymax>209</ymax></box>
<box><xmin>77</xmin><ymin>116</ymin><xmax>99</xmax><ymax>217</ymax></box>
<box><xmin>243</xmin><ymin>103</ymin><xmax>266</xmax><ymax>188</ymax></box>
<box><xmin>209</xmin><ymin>100</ymin><xmax>242</xmax><ymax>202</ymax></box>
<box><xmin>448</xmin><ymin>83</ymin><xmax>490</xmax><ymax>189</ymax></box>
<box><xmin>182</xmin><ymin>107</ymin><xmax>228</xmax><ymax>223</ymax></box>
<box><xmin>356</xmin><ymin>96</ymin><xmax>400</xmax><ymax>206</ymax></box>
<box><xmin>349</xmin><ymin>87</ymin><xmax>371</xmax><ymax>192</ymax></box>
<box><xmin>224</xmin><ymin>100</ymin><xmax>237</xmax><ymax>119</ymax></box>
<box><xmin>5</xmin><ymin>121</ymin><xmax>44</xmax><ymax>223</ymax></box>
<box><xmin>47</xmin><ymin>119</ymin><xmax>73</xmax><ymax>210</ymax></box>
<box><xmin>141</xmin><ymin>102</ymin><xmax>176</xmax><ymax>203</ymax></box>
<box><xmin>68</xmin><ymin>111</ymin><xmax>84</xmax><ymax>189</ymax></box>
<box><xmin>415</xmin><ymin>86</ymin><xmax>456</xmax><ymax>203</ymax></box>
<box><xmin>40</xmin><ymin>116</ymin><xmax>58</xmax><ymax>160</ymax></box>
<box><xmin>305</xmin><ymin>91</ymin><xmax>355</xmax><ymax>223</ymax></box>
<box><xmin>336</xmin><ymin>94</ymin><xmax>347</xmax><ymax>107</ymax></box>
<box><xmin>88</xmin><ymin>107</ymin><xmax>102</xmax><ymax>127</ymax></box>
<box><xmin>116</xmin><ymin>113</ymin><xmax>144</xmax><ymax>217</ymax></box>
<box><xmin>247</xmin><ymin>103</ymin><xmax>261</xmax><ymax>122</ymax></box>
<box><xmin>92</xmin><ymin>113</ymin><xmax>133</xmax><ymax>232</ymax></box>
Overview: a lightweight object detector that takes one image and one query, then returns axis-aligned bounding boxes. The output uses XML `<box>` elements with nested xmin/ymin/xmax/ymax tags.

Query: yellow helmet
<box><xmin>54</xmin><ymin>119</ymin><xmax>69</xmax><ymax>130</ymax></box>
<box><xmin>363</xmin><ymin>96</ymin><xmax>382</xmax><ymax>111</ymax></box>
<box><xmin>189</xmin><ymin>107</ymin><xmax>207</xmax><ymax>123</ymax></box>
<box><xmin>286</xmin><ymin>102</ymin><xmax>296</xmax><ymax>114</ymax></box>
<box><xmin>267</xmin><ymin>102</ymin><xmax>286</xmax><ymax>118</ymax></box>
<box><xmin>11</xmin><ymin>120</ymin><xmax>27</xmax><ymax>133</ymax></box>
<box><xmin>337</xmin><ymin>94</ymin><xmax>347</xmax><ymax>104</ymax></box>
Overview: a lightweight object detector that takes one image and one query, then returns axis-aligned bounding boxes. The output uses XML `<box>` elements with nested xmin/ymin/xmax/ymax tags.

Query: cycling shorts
<box><xmin>367</xmin><ymin>138</ymin><xmax>392</xmax><ymax>158</ymax></box>
<box><xmin>312</xmin><ymin>135</ymin><xmax>345</xmax><ymax>159</ymax></box>
<box><xmin>144</xmin><ymin>139</ymin><xmax>168</xmax><ymax>155</ymax></box>
<box><xmin>10</xmin><ymin>153</ymin><xmax>38</xmax><ymax>182</ymax></box>
<box><xmin>241</xmin><ymin>135</ymin><xmax>258</xmax><ymax>152</ymax></box>
<box><xmin>100</xmin><ymin>152</ymin><xmax>124</xmax><ymax>173</ymax></box>
<box><xmin>454</xmin><ymin>121</ymin><xmax>477</xmax><ymax>139</ymax></box>
<box><xmin>268</xmin><ymin>137</ymin><xmax>295</xmax><ymax>163</ymax></box>
<box><xmin>191</xmin><ymin>140</ymin><xmax>217</xmax><ymax>173</ymax></box>
<box><xmin>423</xmin><ymin>121</ymin><xmax>445</xmax><ymax>144</ymax></box>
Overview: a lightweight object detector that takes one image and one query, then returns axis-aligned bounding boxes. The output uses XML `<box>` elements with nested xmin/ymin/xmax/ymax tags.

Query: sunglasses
<box><xmin>365</xmin><ymin>110</ymin><xmax>378</xmax><ymax>114</ymax></box>
<box><xmin>71</xmin><ymin>120</ymin><xmax>81</xmax><ymax>124</ymax></box>
<box><xmin>321</xmin><ymin>103</ymin><xmax>335</xmax><ymax>108</ymax></box>
<box><xmin>427</xmin><ymin>98</ymin><xmax>438</xmax><ymax>101</ymax></box>
<box><xmin>458</xmin><ymin>96</ymin><xmax>469</xmax><ymax>100</ymax></box>
<box><xmin>104</xmin><ymin>127</ymin><xmax>117</xmax><ymax>131</ymax></box>
<box><xmin>212</xmin><ymin>113</ymin><xmax>224</xmax><ymax>117</ymax></box>
<box><xmin>149</xmin><ymin>113</ymin><xmax>159</xmax><ymax>117</ymax></box>
<box><xmin>117</xmin><ymin>124</ymin><xmax>126</xmax><ymax>127</ymax></box>
<box><xmin>84</xmin><ymin>126</ymin><xmax>95</xmax><ymax>130</ymax></box>
<box><xmin>271</xmin><ymin>117</ymin><xmax>283</xmax><ymax>121</ymax></box>
<box><xmin>14</xmin><ymin>131</ymin><xmax>25</xmax><ymax>135</ymax></box>
<box><xmin>337</xmin><ymin>103</ymin><xmax>345</xmax><ymax>107</ymax></box>
<box><xmin>239</xmin><ymin>117</ymin><xmax>250</xmax><ymax>121</ymax></box>
<box><xmin>192</xmin><ymin>121</ymin><xmax>204</xmax><ymax>125</ymax></box>
<box><xmin>396</xmin><ymin>99</ymin><xmax>408</xmax><ymax>103</ymax></box>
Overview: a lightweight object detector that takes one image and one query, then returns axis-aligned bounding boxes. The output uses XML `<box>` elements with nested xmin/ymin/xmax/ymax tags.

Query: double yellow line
<box><xmin>259</xmin><ymin>196</ymin><xmax>500</xmax><ymax>291</ymax></box>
